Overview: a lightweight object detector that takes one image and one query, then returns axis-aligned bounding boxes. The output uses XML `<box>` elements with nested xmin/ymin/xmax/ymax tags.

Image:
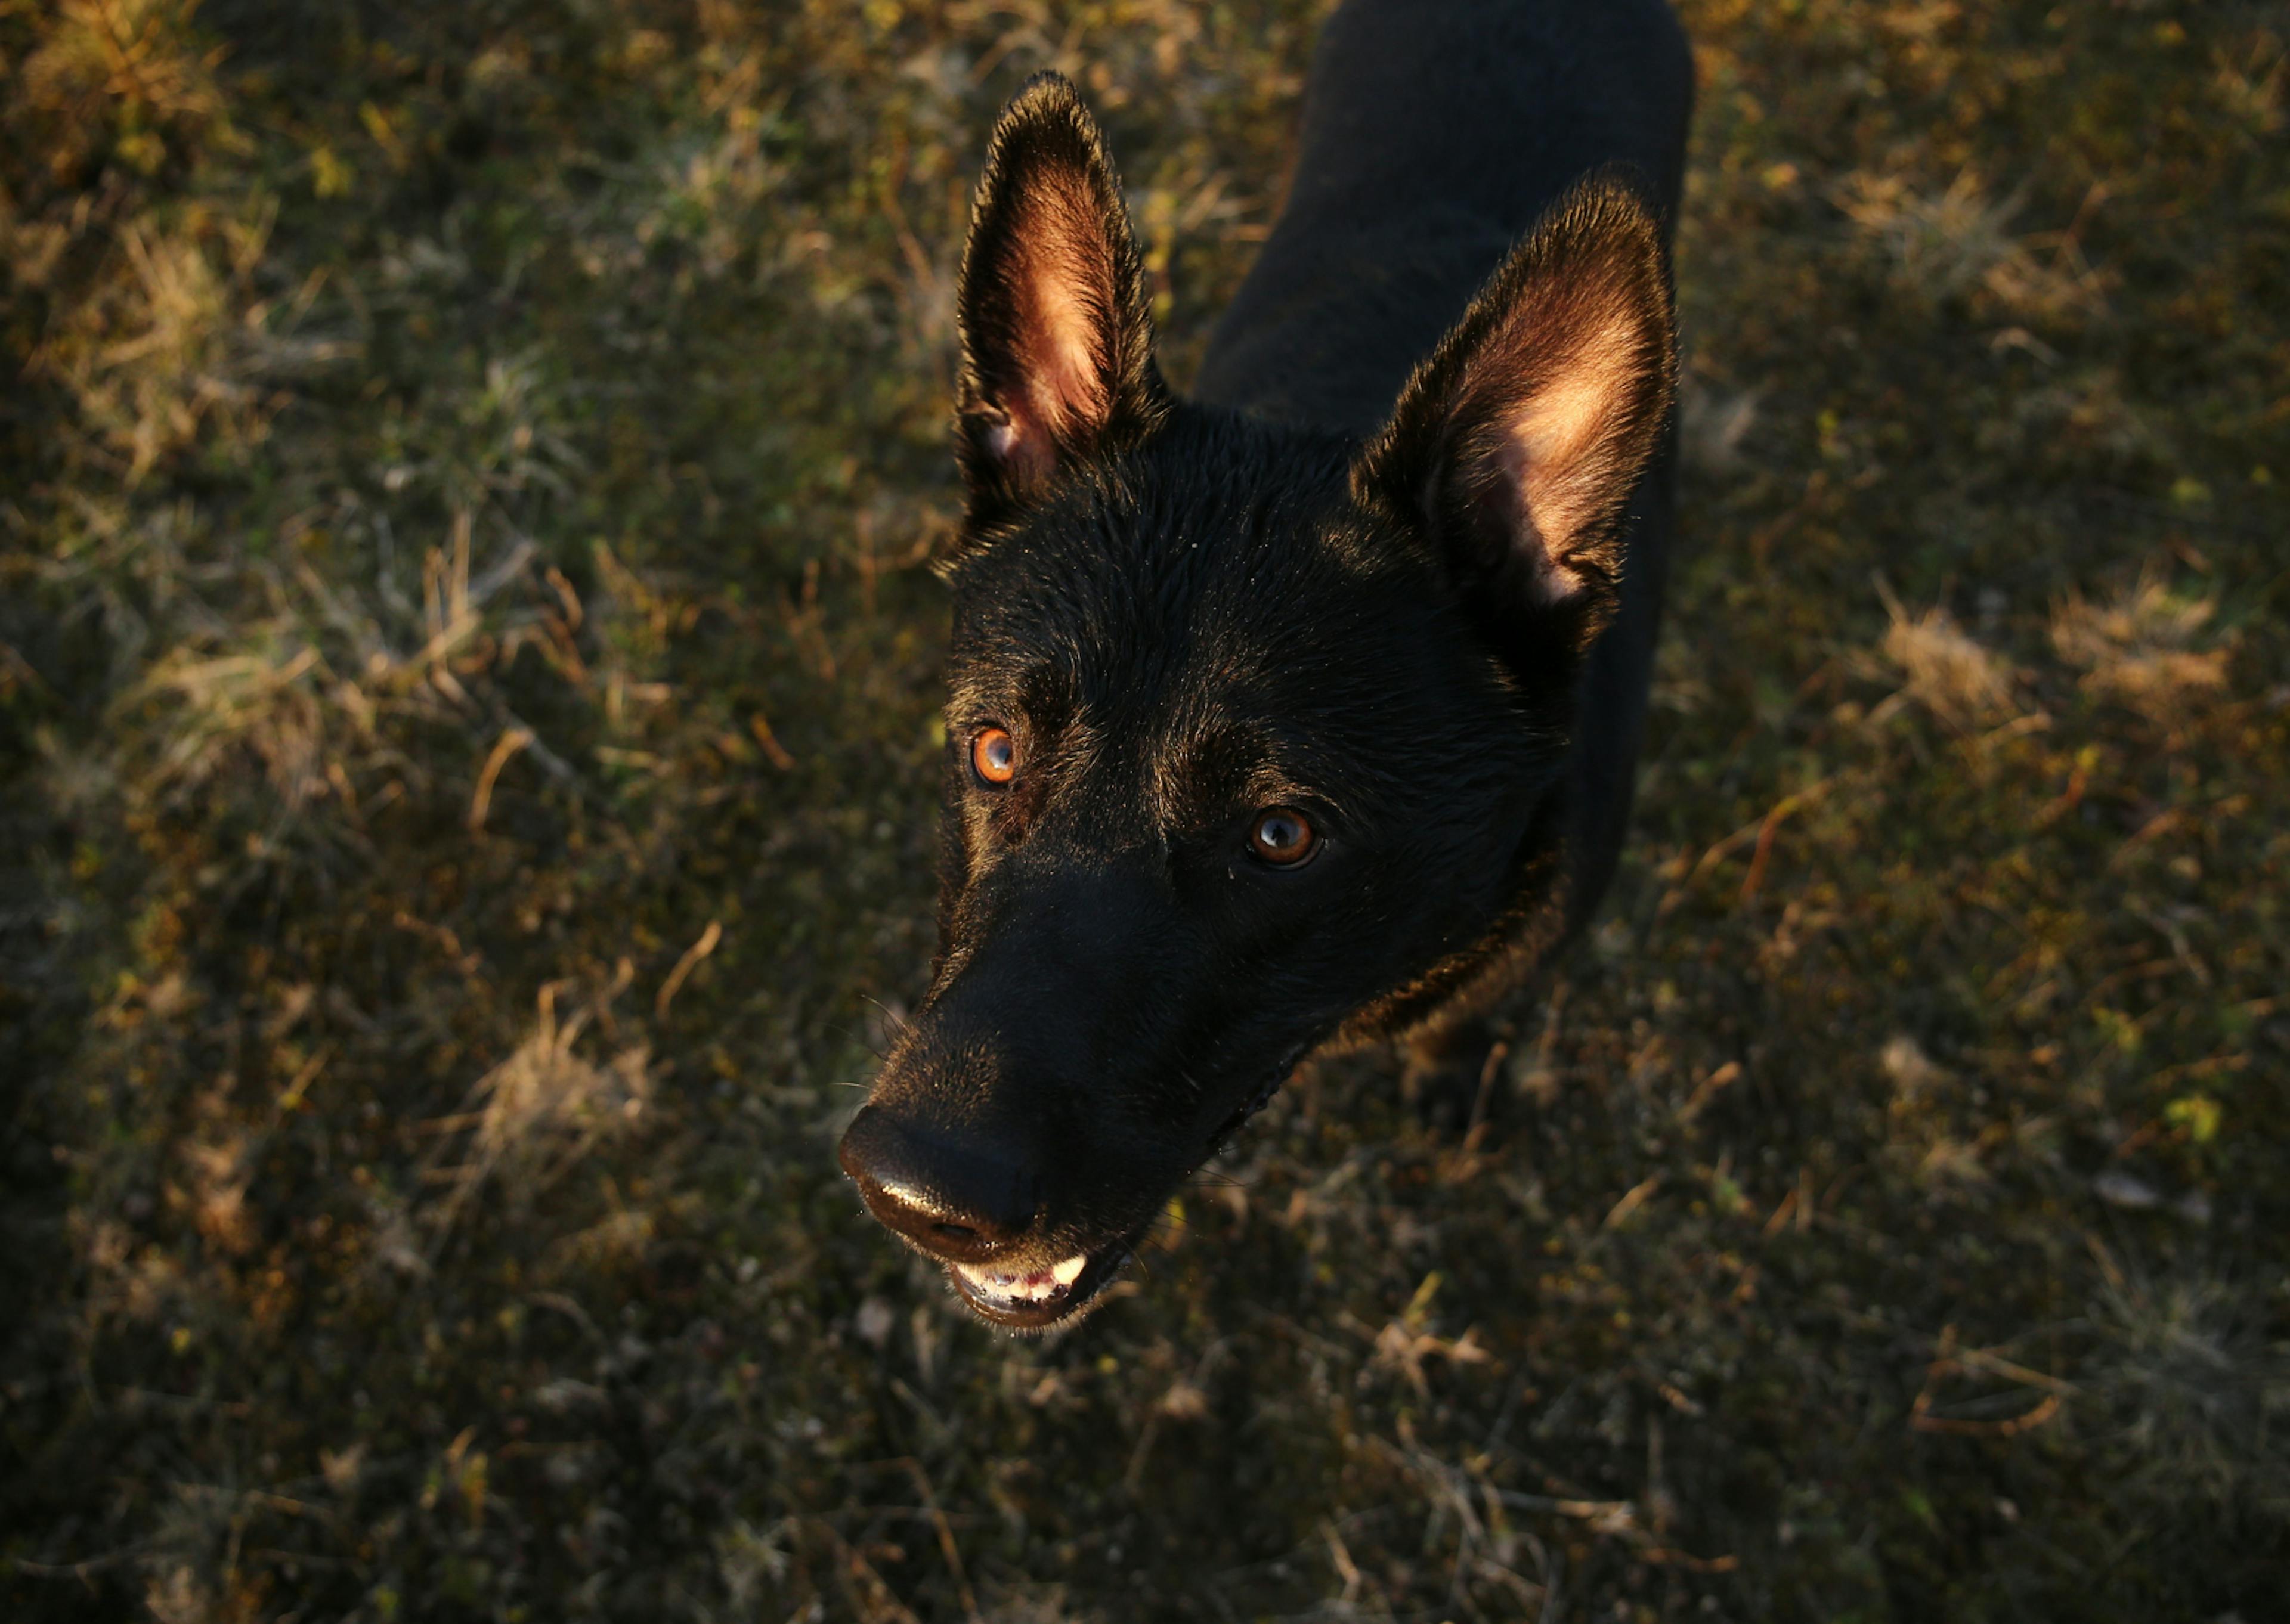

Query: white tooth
<box><xmin>1052</xmin><ymin>1254</ymin><xmax>1086</xmax><ymax>1287</ymax></box>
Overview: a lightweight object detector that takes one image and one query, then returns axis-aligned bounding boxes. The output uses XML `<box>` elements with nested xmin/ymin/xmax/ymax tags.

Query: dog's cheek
<box><xmin>1322</xmin><ymin>845</ymin><xmax>1496</xmax><ymax>996</ymax></box>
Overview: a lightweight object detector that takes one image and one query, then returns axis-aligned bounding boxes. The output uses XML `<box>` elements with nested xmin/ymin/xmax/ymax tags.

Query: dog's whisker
<box><xmin>858</xmin><ymin>993</ymin><xmax>915</xmax><ymax>1043</ymax></box>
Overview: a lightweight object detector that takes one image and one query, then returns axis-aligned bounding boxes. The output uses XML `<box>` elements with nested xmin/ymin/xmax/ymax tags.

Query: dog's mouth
<box><xmin>934</xmin><ymin>1048</ymin><xmax>1311</xmax><ymax>1331</ymax></box>
<box><xmin>944</xmin><ymin>1234</ymin><xmax>1140</xmax><ymax>1331</ymax></box>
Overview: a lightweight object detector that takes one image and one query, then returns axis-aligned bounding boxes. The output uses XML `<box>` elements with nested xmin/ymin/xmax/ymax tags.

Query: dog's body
<box><xmin>841</xmin><ymin>0</ymin><xmax>1694</xmax><ymax>1328</ymax></box>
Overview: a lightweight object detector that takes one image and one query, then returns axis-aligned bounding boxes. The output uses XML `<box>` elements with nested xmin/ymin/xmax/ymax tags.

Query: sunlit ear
<box><xmin>955</xmin><ymin>73</ymin><xmax>1168</xmax><ymax>524</ymax></box>
<box><xmin>1354</xmin><ymin>179</ymin><xmax>1675</xmax><ymax>646</ymax></box>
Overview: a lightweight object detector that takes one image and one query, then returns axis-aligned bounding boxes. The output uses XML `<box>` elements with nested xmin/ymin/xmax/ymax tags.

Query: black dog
<box><xmin>841</xmin><ymin>0</ymin><xmax>1693</xmax><ymax>1329</ymax></box>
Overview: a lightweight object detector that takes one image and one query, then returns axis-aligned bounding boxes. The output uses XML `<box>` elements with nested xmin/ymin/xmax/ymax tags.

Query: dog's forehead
<box><xmin>955</xmin><ymin>419</ymin><xmax>1408</xmax><ymax>670</ymax></box>
<box><xmin>951</xmin><ymin>490</ymin><xmax>1403</xmax><ymax>726</ymax></box>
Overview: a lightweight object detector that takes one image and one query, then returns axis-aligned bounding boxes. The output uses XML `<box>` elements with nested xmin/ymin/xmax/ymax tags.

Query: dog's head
<box><xmin>840</xmin><ymin>76</ymin><xmax>1674</xmax><ymax>1328</ymax></box>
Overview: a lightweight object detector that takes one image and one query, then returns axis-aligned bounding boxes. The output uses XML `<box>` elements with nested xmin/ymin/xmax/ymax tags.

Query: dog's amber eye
<box><xmin>971</xmin><ymin>727</ymin><xmax>1017</xmax><ymax>785</ymax></box>
<box><xmin>1249</xmin><ymin>807</ymin><xmax>1317</xmax><ymax>867</ymax></box>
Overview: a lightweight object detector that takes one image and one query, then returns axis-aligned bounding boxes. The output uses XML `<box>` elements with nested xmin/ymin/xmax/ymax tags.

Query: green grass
<box><xmin>3</xmin><ymin>1</ymin><xmax>2286</xmax><ymax>1619</ymax></box>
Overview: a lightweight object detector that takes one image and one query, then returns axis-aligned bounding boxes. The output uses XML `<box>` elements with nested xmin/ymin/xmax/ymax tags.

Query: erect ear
<box><xmin>955</xmin><ymin>73</ymin><xmax>1169</xmax><ymax>525</ymax></box>
<box><xmin>1353</xmin><ymin>179</ymin><xmax>1675</xmax><ymax>655</ymax></box>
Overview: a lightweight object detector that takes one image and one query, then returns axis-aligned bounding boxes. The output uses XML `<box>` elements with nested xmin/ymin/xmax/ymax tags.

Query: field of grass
<box><xmin>4</xmin><ymin>0</ymin><xmax>2286</xmax><ymax>1618</ymax></box>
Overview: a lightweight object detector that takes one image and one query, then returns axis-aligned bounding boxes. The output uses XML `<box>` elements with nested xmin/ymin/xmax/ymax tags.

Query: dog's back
<box><xmin>1197</xmin><ymin>0</ymin><xmax>1693</xmax><ymax>436</ymax></box>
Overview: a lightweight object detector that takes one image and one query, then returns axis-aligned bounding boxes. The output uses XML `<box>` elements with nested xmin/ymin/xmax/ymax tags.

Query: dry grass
<box><xmin>1876</xmin><ymin>584</ymin><xmax>2020</xmax><ymax>729</ymax></box>
<box><xmin>2051</xmin><ymin>569</ymin><xmax>2236</xmax><ymax>717</ymax></box>
<box><xmin>420</xmin><ymin>980</ymin><xmax>654</xmax><ymax>1241</ymax></box>
<box><xmin>4</xmin><ymin>1</ymin><xmax>2286</xmax><ymax>1620</ymax></box>
<box><xmin>1835</xmin><ymin>167</ymin><xmax>2110</xmax><ymax>322</ymax></box>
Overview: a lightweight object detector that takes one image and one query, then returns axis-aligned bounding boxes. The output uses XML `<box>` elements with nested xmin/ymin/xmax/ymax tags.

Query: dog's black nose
<box><xmin>837</xmin><ymin>1105</ymin><xmax>1042</xmax><ymax>1262</ymax></box>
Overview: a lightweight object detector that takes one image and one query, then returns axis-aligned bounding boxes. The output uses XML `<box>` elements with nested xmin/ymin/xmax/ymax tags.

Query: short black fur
<box><xmin>841</xmin><ymin>0</ymin><xmax>1694</xmax><ymax>1329</ymax></box>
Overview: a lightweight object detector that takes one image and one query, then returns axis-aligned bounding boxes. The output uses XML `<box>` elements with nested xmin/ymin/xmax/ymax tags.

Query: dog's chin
<box><xmin>942</xmin><ymin>1226</ymin><xmax>1147</xmax><ymax>1332</ymax></box>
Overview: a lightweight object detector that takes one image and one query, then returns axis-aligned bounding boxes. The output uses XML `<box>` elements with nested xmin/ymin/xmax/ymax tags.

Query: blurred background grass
<box><xmin>2</xmin><ymin>1</ymin><xmax>2285</xmax><ymax>1618</ymax></box>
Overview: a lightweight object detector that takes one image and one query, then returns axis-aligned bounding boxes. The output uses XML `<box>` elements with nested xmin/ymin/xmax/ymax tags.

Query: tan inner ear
<box><xmin>1003</xmin><ymin>172</ymin><xmax>1118</xmax><ymax>468</ymax></box>
<box><xmin>1484</xmin><ymin>303</ymin><xmax>1645</xmax><ymax>603</ymax></box>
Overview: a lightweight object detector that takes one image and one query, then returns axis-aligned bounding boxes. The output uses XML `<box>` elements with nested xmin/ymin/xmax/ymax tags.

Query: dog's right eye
<box><xmin>970</xmin><ymin>727</ymin><xmax>1017</xmax><ymax>786</ymax></box>
<box><xmin>1248</xmin><ymin>807</ymin><xmax>1319</xmax><ymax>868</ymax></box>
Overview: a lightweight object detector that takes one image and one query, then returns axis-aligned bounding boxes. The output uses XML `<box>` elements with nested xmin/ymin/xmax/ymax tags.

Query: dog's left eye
<box><xmin>971</xmin><ymin>726</ymin><xmax>1017</xmax><ymax>785</ymax></box>
<box><xmin>1248</xmin><ymin>807</ymin><xmax>1318</xmax><ymax>867</ymax></box>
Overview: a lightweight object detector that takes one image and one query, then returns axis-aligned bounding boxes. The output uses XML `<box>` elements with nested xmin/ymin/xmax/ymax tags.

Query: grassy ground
<box><xmin>4</xmin><ymin>1</ymin><xmax>2286</xmax><ymax>1619</ymax></box>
